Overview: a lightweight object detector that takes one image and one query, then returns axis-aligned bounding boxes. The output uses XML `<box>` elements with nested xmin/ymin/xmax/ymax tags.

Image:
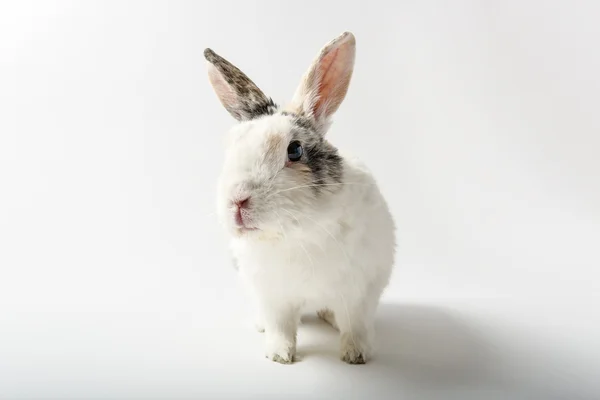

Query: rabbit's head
<box><xmin>205</xmin><ymin>32</ymin><xmax>356</xmax><ymax>237</ymax></box>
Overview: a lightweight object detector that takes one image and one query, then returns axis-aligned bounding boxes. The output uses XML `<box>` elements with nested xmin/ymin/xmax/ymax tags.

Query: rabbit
<box><xmin>204</xmin><ymin>31</ymin><xmax>396</xmax><ymax>364</ymax></box>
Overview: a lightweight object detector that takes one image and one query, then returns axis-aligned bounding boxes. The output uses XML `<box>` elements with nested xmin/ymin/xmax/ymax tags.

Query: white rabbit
<box><xmin>204</xmin><ymin>32</ymin><xmax>396</xmax><ymax>364</ymax></box>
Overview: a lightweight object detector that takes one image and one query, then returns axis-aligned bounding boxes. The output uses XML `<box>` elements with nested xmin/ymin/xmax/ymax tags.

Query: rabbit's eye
<box><xmin>287</xmin><ymin>141</ymin><xmax>303</xmax><ymax>162</ymax></box>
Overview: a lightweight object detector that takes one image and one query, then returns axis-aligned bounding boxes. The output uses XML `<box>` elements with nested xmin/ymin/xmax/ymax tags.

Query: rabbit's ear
<box><xmin>288</xmin><ymin>32</ymin><xmax>356</xmax><ymax>123</ymax></box>
<box><xmin>204</xmin><ymin>49</ymin><xmax>276</xmax><ymax>121</ymax></box>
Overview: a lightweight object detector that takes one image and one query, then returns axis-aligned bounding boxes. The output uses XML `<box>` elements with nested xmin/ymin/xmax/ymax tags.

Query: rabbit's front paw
<box><xmin>340</xmin><ymin>332</ymin><xmax>368</xmax><ymax>365</ymax></box>
<box><xmin>265</xmin><ymin>335</ymin><xmax>296</xmax><ymax>364</ymax></box>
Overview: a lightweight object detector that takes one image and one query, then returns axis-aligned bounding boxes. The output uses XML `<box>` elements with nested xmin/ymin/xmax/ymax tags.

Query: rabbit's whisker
<box><xmin>267</xmin><ymin>182</ymin><xmax>375</xmax><ymax>198</ymax></box>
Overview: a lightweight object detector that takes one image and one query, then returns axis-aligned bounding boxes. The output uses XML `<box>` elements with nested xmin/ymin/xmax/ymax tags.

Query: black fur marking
<box><xmin>280</xmin><ymin>111</ymin><xmax>316</xmax><ymax>131</ymax></box>
<box><xmin>247</xmin><ymin>97</ymin><xmax>277</xmax><ymax>119</ymax></box>
<box><xmin>304</xmin><ymin>142</ymin><xmax>343</xmax><ymax>193</ymax></box>
<box><xmin>284</xmin><ymin>112</ymin><xmax>343</xmax><ymax>194</ymax></box>
<box><xmin>294</xmin><ymin>115</ymin><xmax>316</xmax><ymax>132</ymax></box>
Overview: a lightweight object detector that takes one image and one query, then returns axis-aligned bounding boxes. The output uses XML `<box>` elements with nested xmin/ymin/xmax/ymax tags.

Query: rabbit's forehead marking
<box><xmin>280</xmin><ymin>111</ymin><xmax>318</xmax><ymax>135</ymax></box>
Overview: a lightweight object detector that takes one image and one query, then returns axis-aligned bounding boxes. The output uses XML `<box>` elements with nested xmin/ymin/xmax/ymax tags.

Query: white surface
<box><xmin>1</xmin><ymin>1</ymin><xmax>599</xmax><ymax>399</ymax></box>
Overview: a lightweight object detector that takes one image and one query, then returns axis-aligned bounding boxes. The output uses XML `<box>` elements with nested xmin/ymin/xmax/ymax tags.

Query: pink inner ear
<box><xmin>312</xmin><ymin>43</ymin><xmax>353</xmax><ymax>119</ymax></box>
<box><xmin>314</xmin><ymin>48</ymin><xmax>339</xmax><ymax>116</ymax></box>
<box><xmin>207</xmin><ymin>63</ymin><xmax>238</xmax><ymax>113</ymax></box>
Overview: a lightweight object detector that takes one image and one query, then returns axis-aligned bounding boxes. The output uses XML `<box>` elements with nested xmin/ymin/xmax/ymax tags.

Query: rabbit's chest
<box><xmin>235</xmin><ymin>239</ymin><xmax>352</xmax><ymax>298</ymax></box>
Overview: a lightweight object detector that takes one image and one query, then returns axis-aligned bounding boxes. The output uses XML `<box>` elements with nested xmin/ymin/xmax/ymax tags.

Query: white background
<box><xmin>1</xmin><ymin>1</ymin><xmax>599</xmax><ymax>399</ymax></box>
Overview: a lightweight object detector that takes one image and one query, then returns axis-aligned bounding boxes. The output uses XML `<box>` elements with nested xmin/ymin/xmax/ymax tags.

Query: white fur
<box><xmin>215</xmin><ymin>117</ymin><xmax>396</xmax><ymax>363</ymax></box>
<box><xmin>209</xmin><ymin>32</ymin><xmax>396</xmax><ymax>364</ymax></box>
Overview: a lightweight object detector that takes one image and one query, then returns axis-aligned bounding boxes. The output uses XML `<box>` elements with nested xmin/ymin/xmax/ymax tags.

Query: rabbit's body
<box><xmin>205</xmin><ymin>32</ymin><xmax>396</xmax><ymax>364</ymax></box>
<box><xmin>233</xmin><ymin>151</ymin><xmax>394</xmax><ymax>317</ymax></box>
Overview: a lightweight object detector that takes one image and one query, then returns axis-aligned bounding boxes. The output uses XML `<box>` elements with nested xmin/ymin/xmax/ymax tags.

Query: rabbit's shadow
<box><xmin>299</xmin><ymin>303</ymin><xmax>498</xmax><ymax>387</ymax></box>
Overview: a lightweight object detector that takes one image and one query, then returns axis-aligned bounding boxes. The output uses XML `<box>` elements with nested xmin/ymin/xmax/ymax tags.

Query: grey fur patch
<box><xmin>284</xmin><ymin>112</ymin><xmax>343</xmax><ymax>194</ymax></box>
<box><xmin>281</xmin><ymin>111</ymin><xmax>316</xmax><ymax>132</ymax></box>
<box><xmin>205</xmin><ymin>48</ymin><xmax>277</xmax><ymax>121</ymax></box>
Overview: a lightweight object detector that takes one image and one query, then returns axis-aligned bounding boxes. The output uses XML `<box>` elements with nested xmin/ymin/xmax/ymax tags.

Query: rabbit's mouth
<box><xmin>234</xmin><ymin>217</ymin><xmax>258</xmax><ymax>233</ymax></box>
<box><xmin>234</xmin><ymin>223</ymin><xmax>260</xmax><ymax>238</ymax></box>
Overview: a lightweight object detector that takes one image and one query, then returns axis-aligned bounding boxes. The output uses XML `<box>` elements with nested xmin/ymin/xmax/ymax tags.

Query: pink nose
<box><xmin>234</xmin><ymin>197</ymin><xmax>250</xmax><ymax>226</ymax></box>
<box><xmin>235</xmin><ymin>197</ymin><xmax>250</xmax><ymax>210</ymax></box>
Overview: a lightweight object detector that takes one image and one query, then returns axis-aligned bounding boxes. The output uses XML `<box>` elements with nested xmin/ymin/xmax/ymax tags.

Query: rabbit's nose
<box><xmin>234</xmin><ymin>197</ymin><xmax>250</xmax><ymax>210</ymax></box>
<box><xmin>233</xmin><ymin>197</ymin><xmax>251</xmax><ymax>227</ymax></box>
